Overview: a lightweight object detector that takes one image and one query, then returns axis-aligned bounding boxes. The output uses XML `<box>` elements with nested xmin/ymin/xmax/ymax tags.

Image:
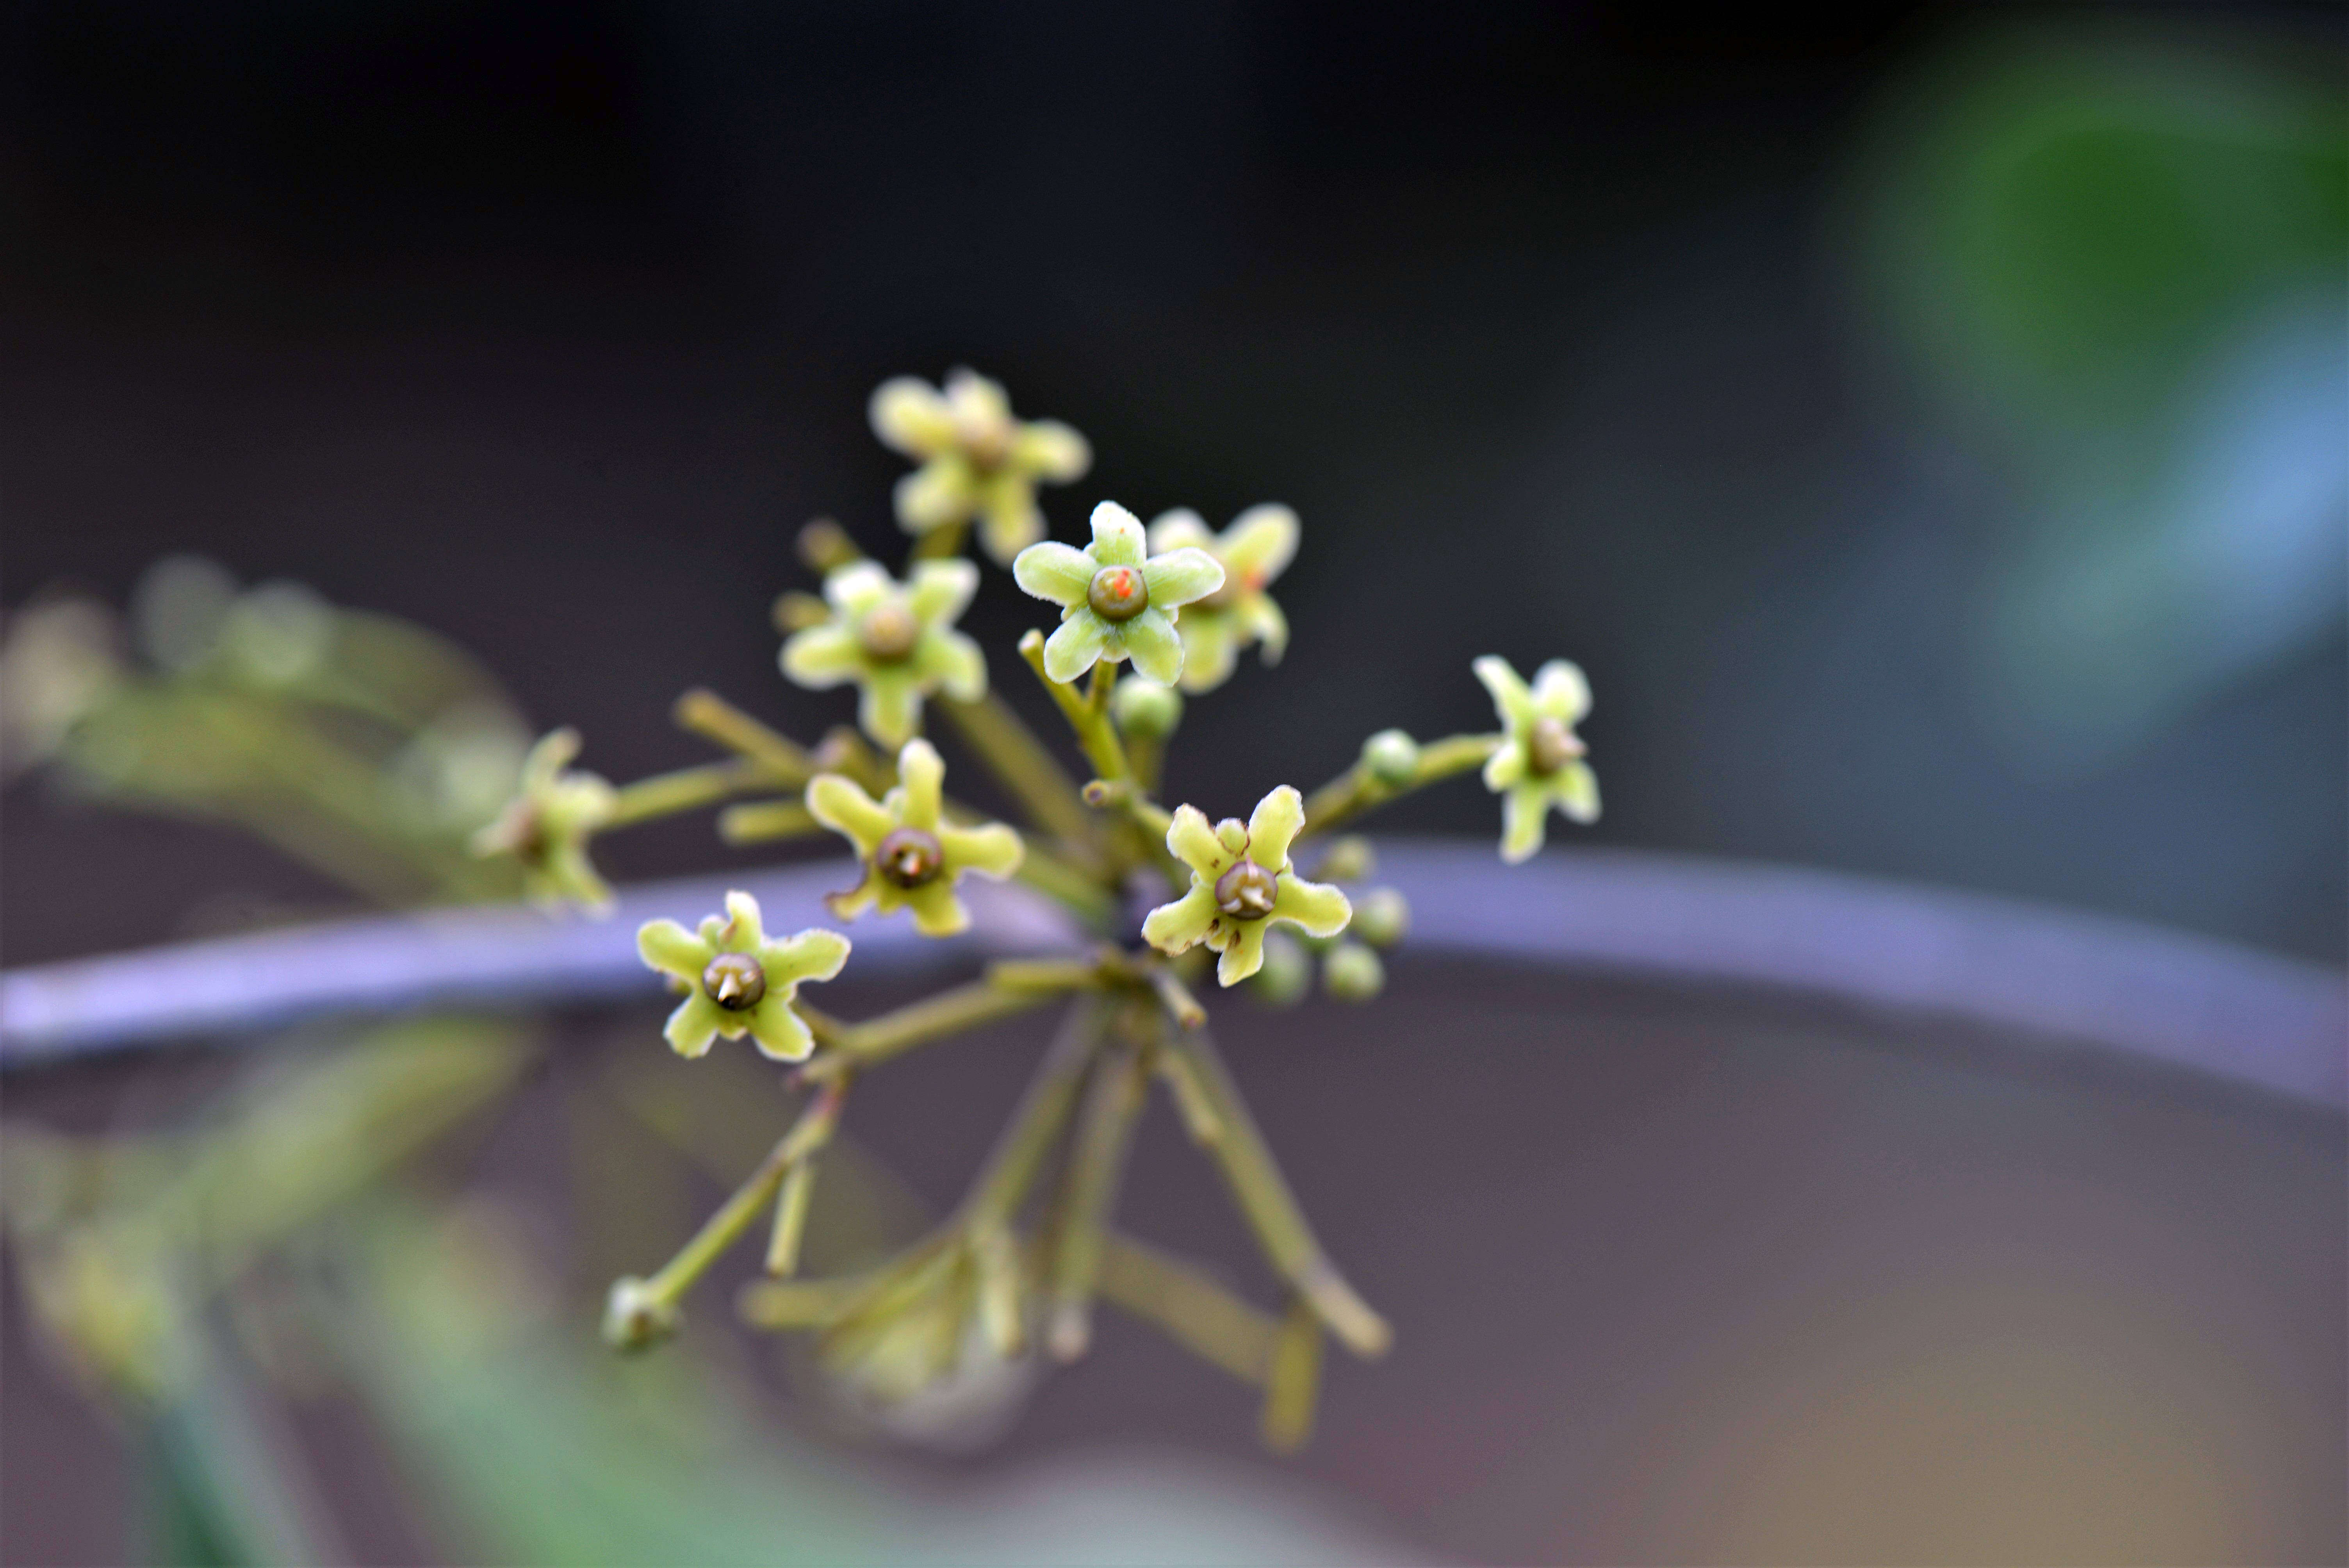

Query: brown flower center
<box><xmin>1527</xmin><ymin>716</ymin><xmax>1584</xmax><ymax>775</ymax></box>
<box><xmin>875</xmin><ymin>826</ymin><xmax>945</xmax><ymax>889</ymax></box>
<box><xmin>1213</xmin><ymin>859</ymin><xmax>1279</xmax><ymax>920</ymax></box>
<box><xmin>702</xmin><ymin>952</ymin><xmax>767</xmax><ymax>1010</ymax></box>
<box><xmin>1087</xmin><ymin>565</ymin><xmax>1148</xmax><ymax>622</ymax></box>
<box><xmin>857</xmin><ymin>601</ymin><xmax>919</xmax><ymax>661</ymax></box>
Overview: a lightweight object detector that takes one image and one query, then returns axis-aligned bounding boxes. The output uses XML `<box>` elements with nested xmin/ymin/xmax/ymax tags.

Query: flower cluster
<box><xmin>871</xmin><ymin>370</ymin><xmax>1091</xmax><ymax>564</ymax></box>
<box><xmin>1141</xmin><ymin>786</ymin><xmax>1353</xmax><ymax>987</ymax></box>
<box><xmin>471</xmin><ymin>728</ymin><xmax>617</xmax><ymax>909</ymax></box>
<box><xmin>806</xmin><ymin>739</ymin><xmax>1024</xmax><ymax>936</ymax></box>
<box><xmin>636</xmin><ymin>890</ymin><xmax>849</xmax><ymax>1062</ymax></box>
<box><xmin>1012</xmin><ymin>502</ymin><xmax>1224</xmax><ymax>686</ymax></box>
<box><xmin>780</xmin><ymin>559</ymin><xmax>986</xmax><ymax>749</ymax></box>
<box><xmin>1475</xmin><ymin>656</ymin><xmax>1600</xmax><ymax>863</ymax></box>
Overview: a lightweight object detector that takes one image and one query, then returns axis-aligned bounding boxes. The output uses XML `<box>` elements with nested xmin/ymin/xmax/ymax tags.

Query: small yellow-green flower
<box><xmin>471</xmin><ymin>727</ymin><xmax>618</xmax><ymax>909</ymax></box>
<box><xmin>636</xmin><ymin>890</ymin><xmax>850</xmax><ymax>1062</ymax></box>
<box><xmin>1141</xmin><ymin>785</ymin><xmax>1351</xmax><ymax>986</ymax></box>
<box><xmin>870</xmin><ymin>370</ymin><xmax>1091</xmax><ymax>564</ymax></box>
<box><xmin>781</xmin><ymin>559</ymin><xmax>985</xmax><ymax>750</ymax></box>
<box><xmin>1144</xmin><ymin>505</ymin><xmax>1298</xmax><ymax>693</ymax></box>
<box><xmin>1012</xmin><ymin>502</ymin><xmax>1223</xmax><ymax>687</ymax></box>
<box><xmin>806</xmin><ymin>738</ymin><xmax>1025</xmax><ymax>936</ymax></box>
<box><xmin>1475</xmin><ymin>656</ymin><xmax>1599</xmax><ymax>864</ymax></box>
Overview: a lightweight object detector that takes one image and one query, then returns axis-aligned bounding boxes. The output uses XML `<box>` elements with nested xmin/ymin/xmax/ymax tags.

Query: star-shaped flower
<box><xmin>781</xmin><ymin>559</ymin><xmax>986</xmax><ymax>750</ymax></box>
<box><xmin>636</xmin><ymin>890</ymin><xmax>851</xmax><ymax>1062</ymax></box>
<box><xmin>1144</xmin><ymin>504</ymin><xmax>1298</xmax><ymax>693</ymax></box>
<box><xmin>1474</xmin><ymin>656</ymin><xmax>1599</xmax><ymax>864</ymax></box>
<box><xmin>1141</xmin><ymin>785</ymin><xmax>1352</xmax><ymax>986</ymax></box>
<box><xmin>470</xmin><ymin>727</ymin><xmax>618</xmax><ymax>910</ymax></box>
<box><xmin>1012</xmin><ymin>502</ymin><xmax>1223</xmax><ymax>687</ymax></box>
<box><xmin>805</xmin><ymin>738</ymin><xmax>1025</xmax><ymax>936</ymax></box>
<box><xmin>870</xmin><ymin>370</ymin><xmax>1092</xmax><ymax>564</ymax></box>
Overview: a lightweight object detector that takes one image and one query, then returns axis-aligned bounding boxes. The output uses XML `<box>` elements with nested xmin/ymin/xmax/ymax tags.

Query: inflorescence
<box><xmin>472</xmin><ymin>368</ymin><xmax>1603</xmax><ymax>1450</ymax></box>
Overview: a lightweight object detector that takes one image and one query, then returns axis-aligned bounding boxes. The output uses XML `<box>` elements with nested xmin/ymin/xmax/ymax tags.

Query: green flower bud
<box><xmin>602</xmin><ymin>1276</ymin><xmax>679</xmax><ymax>1352</ymax></box>
<box><xmin>1251</xmin><ymin>931</ymin><xmax>1312</xmax><ymax>1007</ymax></box>
<box><xmin>1353</xmin><ymin>886</ymin><xmax>1409</xmax><ymax>948</ymax></box>
<box><xmin>1361</xmin><ymin>729</ymin><xmax>1420</xmax><ymax>788</ymax></box>
<box><xmin>1110</xmin><ymin>678</ymin><xmax>1184</xmax><ymax>739</ymax></box>
<box><xmin>1322</xmin><ymin>941</ymin><xmax>1385</xmax><ymax>1002</ymax></box>
<box><xmin>1313</xmin><ymin>835</ymin><xmax>1375</xmax><ymax>884</ymax></box>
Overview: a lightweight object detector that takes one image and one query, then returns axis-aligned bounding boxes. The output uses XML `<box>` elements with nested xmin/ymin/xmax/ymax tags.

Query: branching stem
<box><xmin>1299</xmin><ymin>732</ymin><xmax>1502</xmax><ymax>837</ymax></box>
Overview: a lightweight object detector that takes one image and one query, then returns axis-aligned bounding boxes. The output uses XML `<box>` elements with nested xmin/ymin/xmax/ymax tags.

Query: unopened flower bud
<box><xmin>1111</xmin><ymin>679</ymin><xmax>1183</xmax><ymax>739</ymax></box>
<box><xmin>1361</xmin><ymin>729</ymin><xmax>1420</xmax><ymax>788</ymax></box>
<box><xmin>1313</xmin><ymin>836</ymin><xmax>1374</xmax><ymax>884</ymax></box>
<box><xmin>1251</xmin><ymin>931</ymin><xmax>1312</xmax><ymax>1007</ymax></box>
<box><xmin>1353</xmin><ymin>886</ymin><xmax>1409</xmax><ymax>948</ymax></box>
<box><xmin>602</xmin><ymin>1276</ymin><xmax>679</xmax><ymax>1352</ymax></box>
<box><xmin>1322</xmin><ymin>941</ymin><xmax>1385</xmax><ymax>1003</ymax></box>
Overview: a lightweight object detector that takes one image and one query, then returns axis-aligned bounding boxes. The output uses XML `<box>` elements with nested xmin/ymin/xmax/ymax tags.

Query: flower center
<box><xmin>857</xmin><ymin>601</ymin><xmax>919</xmax><ymax>661</ymax></box>
<box><xmin>956</xmin><ymin>412</ymin><xmax>1013</xmax><ymax>471</ymax></box>
<box><xmin>1087</xmin><ymin>565</ymin><xmax>1148</xmax><ymax>622</ymax></box>
<box><xmin>875</xmin><ymin>825</ymin><xmax>945</xmax><ymax>889</ymax></box>
<box><xmin>1213</xmin><ymin>859</ymin><xmax>1279</xmax><ymax>920</ymax></box>
<box><xmin>701</xmin><ymin>952</ymin><xmax>767</xmax><ymax>1010</ymax></box>
<box><xmin>1527</xmin><ymin>716</ymin><xmax>1584</xmax><ymax>775</ymax></box>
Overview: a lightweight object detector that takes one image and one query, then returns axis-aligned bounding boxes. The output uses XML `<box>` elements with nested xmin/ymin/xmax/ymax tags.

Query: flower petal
<box><xmin>913</xmin><ymin>628</ymin><xmax>986</xmax><ymax>702</ymax></box>
<box><xmin>945</xmin><ymin>368</ymin><xmax>1012</xmax><ymax>432</ymax></box>
<box><xmin>895</xmin><ymin>461</ymin><xmax>975</xmax><ymax>532</ymax></box>
<box><xmin>1120</xmin><ymin>606</ymin><xmax>1184</xmax><ymax>686</ymax></box>
<box><xmin>1219</xmin><ymin>504</ymin><xmax>1299</xmax><ymax>585</ymax></box>
<box><xmin>1141</xmin><ymin>883</ymin><xmax>1220</xmax><ymax>955</ymax></box>
<box><xmin>901</xmin><ymin>880</ymin><xmax>970</xmax><ymax>937</ymax></box>
<box><xmin>907</xmin><ymin>559</ymin><xmax>978</xmax><ymax>627</ymax></box>
<box><xmin>896</xmin><ymin>738</ymin><xmax>945</xmax><ymax>830</ymax></box>
<box><xmin>764</xmin><ymin>927</ymin><xmax>852</xmax><ymax>987</ymax></box>
<box><xmin>1012</xmin><ymin>540</ymin><xmax>1094</xmax><ymax>605</ymax></box>
<box><xmin>1214</xmin><ymin>818</ymin><xmax>1251</xmax><ymax>859</ymax></box>
<box><xmin>545</xmin><ymin>842</ymin><xmax>615</xmax><ymax>912</ymax></box>
<box><xmin>637</xmin><ymin>918</ymin><xmax>714</xmax><ymax>982</ymax></box>
<box><xmin>744</xmin><ymin>998</ymin><xmax>814</xmax><ymax>1063</ymax></box>
<box><xmin>1011</xmin><ymin>419</ymin><xmax>1091</xmax><ymax>481</ymax></box>
<box><xmin>1088</xmin><ymin>502</ymin><xmax>1147</xmax><ymax>567</ymax></box>
<box><xmin>522</xmin><ymin>727</ymin><xmax>581</xmax><ymax>789</ymax></box>
<box><xmin>1270</xmin><ymin>873</ymin><xmax>1351</xmax><ymax>937</ymax></box>
<box><xmin>1245</xmin><ymin>594</ymin><xmax>1289</xmax><ymax>663</ymax></box>
<box><xmin>1042</xmin><ymin>612</ymin><xmax>1111</xmax><ymax>683</ymax></box>
<box><xmin>825</xmin><ymin>872</ymin><xmax>881</xmax><ymax>924</ymax></box>
<box><xmin>1500</xmin><ymin>781</ymin><xmax>1551</xmax><ymax>864</ymax></box>
<box><xmin>1215</xmin><ymin>921</ymin><xmax>1269</xmax><ymax>987</ymax></box>
<box><xmin>780</xmin><ymin>625</ymin><xmax>863</xmax><ymax>689</ymax></box>
<box><xmin>858</xmin><ymin>668</ymin><xmax>921</xmax><ymax>751</ymax></box>
<box><xmin>1164</xmin><ymin>803</ymin><xmax>1233</xmax><ymax>878</ymax></box>
<box><xmin>806</xmin><ymin>773</ymin><xmax>895</xmax><ymax>856</ymax></box>
<box><xmin>1146</xmin><ymin>508</ymin><xmax>1214</xmax><ymax>554</ymax></box>
<box><xmin>939</xmin><ymin>820</ymin><xmax>1023</xmax><ymax>880</ymax></box>
<box><xmin>1531</xmin><ymin>659</ymin><xmax>1592</xmax><ymax>723</ymax></box>
<box><xmin>1473</xmin><ymin>655</ymin><xmax>1536</xmax><ymax>729</ymax></box>
<box><xmin>1246</xmin><ymin>785</ymin><xmax>1306</xmax><ymax>873</ymax></box>
<box><xmin>1141</xmin><ymin>547</ymin><xmax>1223</xmax><ymax>611</ymax></box>
<box><xmin>869</xmin><ymin>377</ymin><xmax>956</xmax><ymax>457</ymax></box>
<box><xmin>1174</xmin><ymin>608</ymin><xmax>1237</xmax><ymax>694</ymax></box>
<box><xmin>823</xmin><ymin>561</ymin><xmax>894</xmax><ymax>616</ymax></box>
<box><xmin>663</xmin><ymin>992</ymin><xmax>724</xmax><ymax>1058</ymax></box>
<box><xmin>1483</xmin><ymin>743</ymin><xmax>1526</xmax><ymax>791</ymax></box>
<box><xmin>1555</xmin><ymin>760</ymin><xmax>1601</xmax><ymax>824</ymax></box>
<box><xmin>977</xmin><ymin>476</ymin><xmax>1044</xmax><ymax>564</ymax></box>
<box><xmin>718</xmin><ymin>890</ymin><xmax>767</xmax><ymax>950</ymax></box>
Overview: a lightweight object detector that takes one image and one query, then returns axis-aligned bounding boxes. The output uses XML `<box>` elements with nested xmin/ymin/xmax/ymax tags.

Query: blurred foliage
<box><xmin>1858</xmin><ymin>28</ymin><xmax>2346</xmax><ymax>768</ymax></box>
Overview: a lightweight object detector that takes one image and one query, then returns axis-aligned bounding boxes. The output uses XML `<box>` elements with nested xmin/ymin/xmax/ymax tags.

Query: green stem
<box><xmin>641</xmin><ymin>1079</ymin><xmax>848</xmax><ymax>1309</ymax></box>
<box><xmin>1096</xmin><ymin>1231</ymin><xmax>1278</xmax><ymax>1385</ymax></box>
<box><xmin>1161</xmin><ymin>1030</ymin><xmax>1391</xmax><ymax>1359</ymax></box>
<box><xmin>715</xmin><ymin>800</ymin><xmax>820</xmax><ymax>843</ymax></box>
<box><xmin>604</xmin><ymin>761</ymin><xmax>771</xmax><ymax>830</ymax></box>
<box><xmin>1016</xmin><ymin>631</ymin><xmax>1129</xmax><ymax>785</ymax></box>
<box><xmin>935</xmin><ymin>691</ymin><xmax>1102</xmax><ymax>859</ymax></box>
<box><xmin>1260</xmin><ymin>1295</ymin><xmax>1325</xmax><ymax>1453</ymax></box>
<box><xmin>800</xmin><ymin>964</ymin><xmax>1098</xmax><ymax>1079</ymax></box>
<box><xmin>672</xmin><ymin>689</ymin><xmax>817</xmax><ymax>783</ymax></box>
<box><xmin>909</xmin><ymin>518</ymin><xmax>970</xmax><ymax>561</ymax></box>
<box><xmin>1299</xmin><ymin>732</ymin><xmax>1503</xmax><ymax>838</ymax></box>
<box><xmin>961</xmin><ymin>1001</ymin><xmax>1103</xmax><ymax>1229</ymax></box>
<box><xmin>1046</xmin><ymin>1037</ymin><xmax>1150</xmax><ymax>1360</ymax></box>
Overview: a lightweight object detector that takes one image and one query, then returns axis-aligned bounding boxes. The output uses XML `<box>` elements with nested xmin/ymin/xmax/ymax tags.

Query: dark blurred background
<box><xmin>7</xmin><ymin>0</ymin><xmax>2342</xmax><ymax>968</ymax></box>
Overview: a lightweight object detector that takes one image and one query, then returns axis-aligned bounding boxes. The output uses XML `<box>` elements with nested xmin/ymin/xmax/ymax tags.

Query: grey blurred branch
<box><xmin>3</xmin><ymin>844</ymin><xmax>2340</xmax><ymax>1108</ymax></box>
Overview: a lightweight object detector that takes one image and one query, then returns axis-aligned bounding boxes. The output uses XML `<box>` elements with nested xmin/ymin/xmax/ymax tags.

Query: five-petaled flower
<box><xmin>1144</xmin><ymin>505</ymin><xmax>1298</xmax><ymax>693</ymax></box>
<box><xmin>806</xmin><ymin>738</ymin><xmax>1025</xmax><ymax>936</ymax></box>
<box><xmin>471</xmin><ymin>727</ymin><xmax>618</xmax><ymax>910</ymax></box>
<box><xmin>1474</xmin><ymin>656</ymin><xmax>1599</xmax><ymax>864</ymax></box>
<box><xmin>781</xmin><ymin>559</ymin><xmax>986</xmax><ymax>750</ymax></box>
<box><xmin>870</xmin><ymin>370</ymin><xmax>1092</xmax><ymax>564</ymax></box>
<box><xmin>1141</xmin><ymin>785</ymin><xmax>1352</xmax><ymax>986</ymax></box>
<box><xmin>636</xmin><ymin>890</ymin><xmax>850</xmax><ymax>1062</ymax></box>
<box><xmin>1012</xmin><ymin>502</ymin><xmax>1223</xmax><ymax>687</ymax></box>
